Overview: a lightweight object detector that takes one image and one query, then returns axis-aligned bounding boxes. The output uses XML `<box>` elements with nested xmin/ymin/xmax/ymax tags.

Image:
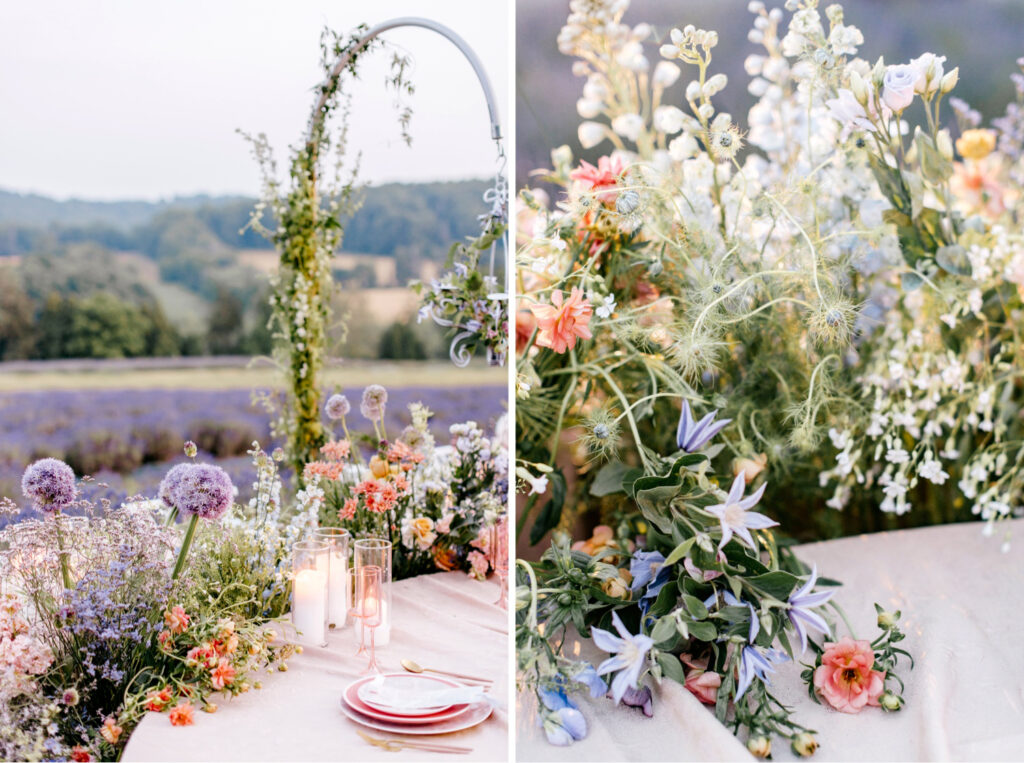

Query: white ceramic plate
<box><xmin>339</xmin><ymin>697</ymin><xmax>493</xmax><ymax>736</ymax></box>
<box><xmin>344</xmin><ymin>676</ymin><xmax>471</xmax><ymax>725</ymax></box>
<box><xmin>356</xmin><ymin>672</ymin><xmax>456</xmax><ymax>716</ymax></box>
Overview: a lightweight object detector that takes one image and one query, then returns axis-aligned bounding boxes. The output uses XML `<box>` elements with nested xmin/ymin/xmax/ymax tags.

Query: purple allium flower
<box><xmin>158</xmin><ymin>463</ymin><xmax>193</xmax><ymax>508</ymax></box>
<box><xmin>676</xmin><ymin>400</ymin><xmax>731</xmax><ymax>453</ymax></box>
<box><xmin>160</xmin><ymin>463</ymin><xmax>234</xmax><ymax>520</ymax></box>
<box><xmin>360</xmin><ymin>385</ymin><xmax>388</xmax><ymax>420</ymax></box>
<box><xmin>325</xmin><ymin>393</ymin><xmax>351</xmax><ymax>420</ymax></box>
<box><xmin>21</xmin><ymin>458</ymin><xmax>77</xmax><ymax>512</ymax></box>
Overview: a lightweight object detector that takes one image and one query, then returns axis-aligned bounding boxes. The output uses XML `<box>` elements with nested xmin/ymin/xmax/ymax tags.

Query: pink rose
<box><xmin>684</xmin><ymin>666</ymin><xmax>721</xmax><ymax>705</ymax></box>
<box><xmin>813</xmin><ymin>636</ymin><xmax>885</xmax><ymax>713</ymax></box>
<box><xmin>435</xmin><ymin>512</ymin><xmax>455</xmax><ymax>534</ymax></box>
<box><xmin>882</xmin><ymin>65</ymin><xmax>917</xmax><ymax>112</ymax></box>
<box><xmin>466</xmin><ymin>550</ymin><xmax>490</xmax><ymax>581</ymax></box>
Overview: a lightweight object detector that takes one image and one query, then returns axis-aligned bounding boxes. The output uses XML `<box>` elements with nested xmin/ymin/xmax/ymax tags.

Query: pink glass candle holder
<box><xmin>354</xmin><ymin>564</ymin><xmax>383</xmax><ymax>674</ymax></box>
<box><xmin>353</xmin><ymin>538</ymin><xmax>392</xmax><ymax>646</ymax></box>
<box><xmin>490</xmin><ymin>516</ymin><xmax>509</xmax><ymax>609</ymax></box>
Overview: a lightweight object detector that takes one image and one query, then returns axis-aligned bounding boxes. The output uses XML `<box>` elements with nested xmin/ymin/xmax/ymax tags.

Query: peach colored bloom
<box><xmin>394</xmin><ymin>475</ymin><xmax>410</xmax><ymax>495</ymax></box>
<box><xmin>145</xmin><ymin>686</ymin><xmax>173</xmax><ymax>712</ymax></box>
<box><xmin>369</xmin><ymin>456</ymin><xmax>390</xmax><ymax>479</ymax></box>
<box><xmin>100</xmin><ymin>716</ymin><xmax>122</xmax><ymax>745</ymax></box>
<box><xmin>951</xmin><ymin>157</ymin><xmax>1007</xmax><ymax>219</ymax></box>
<box><xmin>530</xmin><ymin>288</ymin><xmax>593</xmax><ymax>354</ymax></box>
<box><xmin>516</xmin><ymin>308</ymin><xmax>537</xmax><ymax>353</ymax></box>
<box><xmin>387</xmin><ymin>441</ymin><xmax>422</xmax><ymax>464</ymax></box>
<box><xmin>168</xmin><ymin>701</ymin><xmax>195</xmax><ymax>727</ymax></box>
<box><xmin>354</xmin><ymin>480</ymin><xmax>398</xmax><ymax>514</ymax></box>
<box><xmin>435</xmin><ymin>512</ymin><xmax>455</xmax><ymax>534</ymax></box>
<box><xmin>163</xmin><ymin>606</ymin><xmax>190</xmax><ymax>635</ymax></box>
<box><xmin>570</xmin><ymin>155</ymin><xmax>626</xmax><ymax>204</ymax></box>
<box><xmin>320</xmin><ymin>440</ymin><xmax>351</xmax><ymax>462</ymax></box>
<box><xmin>210</xmin><ymin>658</ymin><xmax>236</xmax><ymax>690</ymax></box>
<box><xmin>157</xmin><ymin>630</ymin><xmax>172</xmax><ymax>651</ymax></box>
<box><xmin>467</xmin><ymin>550</ymin><xmax>490</xmax><ymax>580</ymax></box>
<box><xmin>681</xmin><ymin>654</ymin><xmax>721</xmax><ymax>705</ymax></box>
<box><xmin>813</xmin><ymin>636</ymin><xmax>885</xmax><ymax>713</ymax></box>
<box><xmin>339</xmin><ymin>498</ymin><xmax>358</xmax><ymax>521</ymax></box>
<box><xmin>304</xmin><ymin>461</ymin><xmax>344</xmax><ymax>481</ymax></box>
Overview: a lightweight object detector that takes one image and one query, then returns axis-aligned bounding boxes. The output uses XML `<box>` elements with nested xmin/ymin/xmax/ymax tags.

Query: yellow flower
<box><xmin>369</xmin><ymin>455</ymin><xmax>389</xmax><ymax>478</ymax></box>
<box><xmin>956</xmin><ymin>129</ymin><xmax>996</xmax><ymax>160</ymax></box>
<box><xmin>407</xmin><ymin>517</ymin><xmax>437</xmax><ymax>550</ymax></box>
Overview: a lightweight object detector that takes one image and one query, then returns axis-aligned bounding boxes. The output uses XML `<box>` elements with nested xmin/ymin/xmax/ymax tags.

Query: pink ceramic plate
<box><xmin>339</xmin><ymin>695</ymin><xmax>493</xmax><ymax>736</ymax></box>
<box><xmin>343</xmin><ymin>675</ymin><xmax>472</xmax><ymax>725</ymax></box>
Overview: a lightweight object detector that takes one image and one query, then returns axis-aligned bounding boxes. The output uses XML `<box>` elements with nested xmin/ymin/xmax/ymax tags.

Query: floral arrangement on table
<box><xmin>302</xmin><ymin>385</ymin><xmax>509</xmax><ymax>580</ymax></box>
<box><xmin>414</xmin><ymin>216</ymin><xmax>511</xmax><ymax>367</ymax></box>
<box><xmin>516</xmin><ymin>0</ymin><xmax>1024</xmax><ymax>554</ymax></box>
<box><xmin>516</xmin><ymin>412</ymin><xmax>912</xmax><ymax>756</ymax></box>
<box><xmin>0</xmin><ymin>444</ymin><xmax>309</xmax><ymax>761</ymax></box>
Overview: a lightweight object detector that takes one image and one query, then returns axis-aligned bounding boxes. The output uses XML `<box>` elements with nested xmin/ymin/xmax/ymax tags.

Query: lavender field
<box><xmin>0</xmin><ymin>382</ymin><xmax>505</xmax><ymax>526</ymax></box>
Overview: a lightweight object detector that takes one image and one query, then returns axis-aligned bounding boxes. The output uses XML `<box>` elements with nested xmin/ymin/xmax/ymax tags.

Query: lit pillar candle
<box><xmin>292</xmin><ymin>568</ymin><xmax>327</xmax><ymax>646</ymax></box>
<box><xmin>317</xmin><ymin>552</ymin><xmax>348</xmax><ymax>628</ymax></box>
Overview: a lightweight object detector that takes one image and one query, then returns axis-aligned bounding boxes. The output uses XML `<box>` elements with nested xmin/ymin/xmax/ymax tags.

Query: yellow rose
<box><xmin>369</xmin><ymin>455</ymin><xmax>389</xmax><ymax>478</ymax></box>
<box><xmin>956</xmin><ymin>128</ymin><xmax>996</xmax><ymax>160</ymax></box>
<box><xmin>407</xmin><ymin>517</ymin><xmax>437</xmax><ymax>550</ymax></box>
<box><xmin>601</xmin><ymin>577</ymin><xmax>631</xmax><ymax>599</ymax></box>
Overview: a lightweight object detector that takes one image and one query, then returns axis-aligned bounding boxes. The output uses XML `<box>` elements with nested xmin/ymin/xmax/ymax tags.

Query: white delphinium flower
<box><xmin>885</xmin><ymin>447</ymin><xmax>910</xmax><ymax>464</ymax></box>
<box><xmin>918</xmin><ymin>456</ymin><xmax>949</xmax><ymax>485</ymax></box>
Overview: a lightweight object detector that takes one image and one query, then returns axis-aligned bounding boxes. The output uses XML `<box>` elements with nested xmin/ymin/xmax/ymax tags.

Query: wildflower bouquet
<box><xmin>515</xmin><ymin>415</ymin><xmax>911</xmax><ymax>756</ymax></box>
<box><xmin>414</xmin><ymin>217</ymin><xmax>511</xmax><ymax>366</ymax></box>
<box><xmin>0</xmin><ymin>446</ymin><xmax>304</xmax><ymax>761</ymax></box>
<box><xmin>306</xmin><ymin>385</ymin><xmax>509</xmax><ymax>580</ymax></box>
<box><xmin>517</xmin><ymin>0</ymin><xmax>1024</xmax><ymax>550</ymax></box>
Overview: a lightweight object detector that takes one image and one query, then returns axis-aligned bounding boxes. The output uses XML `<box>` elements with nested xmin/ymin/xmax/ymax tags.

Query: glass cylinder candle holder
<box><xmin>490</xmin><ymin>516</ymin><xmax>509</xmax><ymax>609</ymax></box>
<box><xmin>313</xmin><ymin>527</ymin><xmax>350</xmax><ymax>629</ymax></box>
<box><xmin>353</xmin><ymin>538</ymin><xmax>392</xmax><ymax>646</ymax></box>
<box><xmin>291</xmin><ymin>539</ymin><xmax>329</xmax><ymax>647</ymax></box>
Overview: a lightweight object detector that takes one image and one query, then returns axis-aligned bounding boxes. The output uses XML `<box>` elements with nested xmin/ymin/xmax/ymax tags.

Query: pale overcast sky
<box><xmin>0</xmin><ymin>0</ymin><xmax>510</xmax><ymax>200</ymax></box>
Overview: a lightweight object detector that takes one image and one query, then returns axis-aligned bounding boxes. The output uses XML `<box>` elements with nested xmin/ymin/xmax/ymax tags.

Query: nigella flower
<box><xmin>592</xmin><ymin>610</ymin><xmax>654</xmax><ymax>704</ymax></box>
<box><xmin>705</xmin><ymin>473</ymin><xmax>776</xmax><ymax>551</ymax></box>
<box><xmin>22</xmin><ymin>458</ymin><xmax>77</xmax><ymax>513</ymax></box>
<box><xmin>787</xmin><ymin>565</ymin><xmax>835</xmax><ymax>653</ymax></box>
<box><xmin>324</xmin><ymin>393</ymin><xmax>351</xmax><ymax>420</ymax></box>
<box><xmin>538</xmin><ymin>686</ymin><xmax>587</xmax><ymax>745</ymax></box>
<box><xmin>360</xmin><ymin>385</ymin><xmax>388</xmax><ymax>420</ymax></box>
<box><xmin>162</xmin><ymin>463</ymin><xmax>234</xmax><ymax>520</ymax></box>
<box><xmin>629</xmin><ymin>550</ymin><xmax>671</xmax><ymax>612</ymax></box>
<box><xmin>676</xmin><ymin>400</ymin><xmax>731</xmax><ymax>453</ymax></box>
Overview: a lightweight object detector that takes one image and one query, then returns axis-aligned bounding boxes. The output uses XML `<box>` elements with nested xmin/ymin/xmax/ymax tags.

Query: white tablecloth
<box><xmin>517</xmin><ymin>519</ymin><xmax>1024</xmax><ymax>761</ymax></box>
<box><xmin>124</xmin><ymin>572</ymin><xmax>509</xmax><ymax>762</ymax></box>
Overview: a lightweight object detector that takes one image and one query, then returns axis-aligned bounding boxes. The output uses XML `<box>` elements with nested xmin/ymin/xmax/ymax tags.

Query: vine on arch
<box><xmin>243</xmin><ymin>26</ymin><xmax>415</xmax><ymax>477</ymax></box>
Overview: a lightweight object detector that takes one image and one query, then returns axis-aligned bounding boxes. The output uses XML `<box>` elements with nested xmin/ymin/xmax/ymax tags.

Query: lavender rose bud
<box><xmin>22</xmin><ymin>458</ymin><xmax>77</xmax><ymax>513</ymax></box>
<box><xmin>882</xmin><ymin>64</ymin><xmax>917</xmax><ymax>111</ymax></box>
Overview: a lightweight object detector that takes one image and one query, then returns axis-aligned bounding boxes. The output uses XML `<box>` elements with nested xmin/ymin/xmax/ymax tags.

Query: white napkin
<box><xmin>361</xmin><ymin>675</ymin><xmax>489</xmax><ymax>710</ymax></box>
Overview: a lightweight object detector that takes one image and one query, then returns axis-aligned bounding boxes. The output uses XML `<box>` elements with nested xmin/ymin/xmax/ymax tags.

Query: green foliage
<box><xmin>377</xmin><ymin>321</ymin><xmax>426</xmax><ymax>360</ymax></box>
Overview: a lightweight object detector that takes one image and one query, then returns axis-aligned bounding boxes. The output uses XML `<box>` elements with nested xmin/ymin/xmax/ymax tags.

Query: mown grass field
<box><xmin>0</xmin><ymin>358</ymin><xmax>507</xmax><ymax>392</ymax></box>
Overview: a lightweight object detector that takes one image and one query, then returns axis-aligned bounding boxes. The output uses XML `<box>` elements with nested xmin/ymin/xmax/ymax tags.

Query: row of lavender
<box><xmin>0</xmin><ymin>386</ymin><xmax>505</xmax><ymax>522</ymax></box>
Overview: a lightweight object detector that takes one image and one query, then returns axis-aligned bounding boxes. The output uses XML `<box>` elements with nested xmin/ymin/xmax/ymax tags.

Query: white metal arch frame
<box><xmin>308</xmin><ymin>17</ymin><xmax>509</xmax><ymax>367</ymax></box>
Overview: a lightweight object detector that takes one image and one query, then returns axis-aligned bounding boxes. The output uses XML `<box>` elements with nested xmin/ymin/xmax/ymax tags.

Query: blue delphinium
<box><xmin>629</xmin><ymin>550</ymin><xmax>671</xmax><ymax>613</ymax></box>
<box><xmin>538</xmin><ymin>686</ymin><xmax>588</xmax><ymax>745</ymax></box>
<box><xmin>572</xmin><ymin>663</ymin><xmax>608</xmax><ymax>698</ymax></box>
<box><xmin>676</xmin><ymin>400</ymin><xmax>731</xmax><ymax>453</ymax></box>
<box><xmin>592</xmin><ymin>610</ymin><xmax>654</xmax><ymax>704</ymax></box>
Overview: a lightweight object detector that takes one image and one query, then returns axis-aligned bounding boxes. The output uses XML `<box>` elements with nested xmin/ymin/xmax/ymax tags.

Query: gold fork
<box><xmin>356</xmin><ymin>730</ymin><xmax>472</xmax><ymax>755</ymax></box>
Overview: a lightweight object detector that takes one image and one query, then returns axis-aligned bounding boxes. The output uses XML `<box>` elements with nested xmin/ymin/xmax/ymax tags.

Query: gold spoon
<box><xmin>401</xmin><ymin>658</ymin><xmax>492</xmax><ymax>684</ymax></box>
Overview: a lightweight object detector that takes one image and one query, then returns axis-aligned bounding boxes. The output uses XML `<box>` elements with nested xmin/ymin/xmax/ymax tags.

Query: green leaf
<box><xmin>589</xmin><ymin>461</ymin><xmax>630</xmax><ymax>497</ymax></box>
<box><xmin>634</xmin><ymin>485</ymin><xmax>680</xmax><ymax>535</ymax></box>
<box><xmin>528</xmin><ymin>469</ymin><xmax>567</xmax><ymax>545</ymax></box>
<box><xmin>900</xmin><ymin>271</ymin><xmax>925</xmax><ymax>291</ymax></box>
<box><xmin>748</xmin><ymin>570</ymin><xmax>800</xmax><ymax>601</ymax></box>
<box><xmin>936</xmin><ymin>244</ymin><xmax>971</xmax><ymax>276</ymax></box>
<box><xmin>656</xmin><ymin>650</ymin><xmax>686</xmax><ymax>685</ymax></box>
<box><xmin>687</xmin><ymin>620</ymin><xmax>718</xmax><ymax>641</ymax></box>
<box><xmin>622</xmin><ymin>468</ymin><xmax>645</xmax><ymax>498</ymax></box>
<box><xmin>650</xmin><ymin>616</ymin><xmax>677</xmax><ymax>645</ymax></box>
<box><xmin>663</xmin><ymin>537</ymin><xmax>696</xmax><ymax>567</ymax></box>
<box><xmin>681</xmin><ymin>594</ymin><xmax>709</xmax><ymax>620</ymax></box>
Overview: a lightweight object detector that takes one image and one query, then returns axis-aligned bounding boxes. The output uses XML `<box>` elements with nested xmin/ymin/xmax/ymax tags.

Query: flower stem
<box><xmin>171</xmin><ymin>514</ymin><xmax>200</xmax><ymax>581</ymax></box>
<box><xmin>54</xmin><ymin>512</ymin><xmax>72</xmax><ymax>593</ymax></box>
<box><xmin>164</xmin><ymin>505</ymin><xmax>179</xmax><ymax>527</ymax></box>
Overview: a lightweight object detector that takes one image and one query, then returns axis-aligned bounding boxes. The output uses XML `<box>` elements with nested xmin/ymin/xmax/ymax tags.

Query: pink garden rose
<box><xmin>813</xmin><ymin>636</ymin><xmax>885</xmax><ymax>713</ymax></box>
<box><xmin>467</xmin><ymin>550</ymin><xmax>490</xmax><ymax>581</ymax></box>
<box><xmin>684</xmin><ymin>666</ymin><xmax>721</xmax><ymax>705</ymax></box>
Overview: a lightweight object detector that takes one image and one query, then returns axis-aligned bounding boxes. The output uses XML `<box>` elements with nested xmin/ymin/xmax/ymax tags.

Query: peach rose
<box><xmin>407</xmin><ymin>517</ymin><xmax>437</xmax><ymax>551</ymax></box>
<box><xmin>163</xmin><ymin>606</ymin><xmax>190</xmax><ymax>635</ymax></box>
<box><xmin>813</xmin><ymin>636</ymin><xmax>885</xmax><ymax>713</ymax></box>
<box><xmin>168</xmin><ymin>701</ymin><xmax>195</xmax><ymax>727</ymax></box>
<box><xmin>681</xmin><ymin>654</ymin><xmax>721</xmax><ymax>705</ymax></box>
